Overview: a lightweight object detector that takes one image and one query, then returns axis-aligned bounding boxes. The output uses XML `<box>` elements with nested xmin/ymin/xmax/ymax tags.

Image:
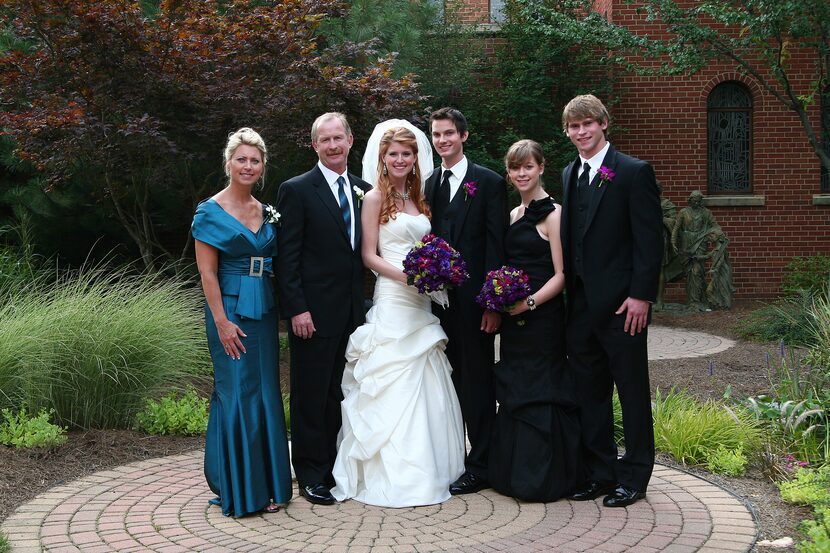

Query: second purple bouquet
<box><xmin>475</xmin><ymin>266</ymin><xmax>531</xmax><ymax>312</ymax></box>
<box><xmin>403</xmin><ymin>234</ymin><xmax>469</xmax><ymax>293</ymax></box>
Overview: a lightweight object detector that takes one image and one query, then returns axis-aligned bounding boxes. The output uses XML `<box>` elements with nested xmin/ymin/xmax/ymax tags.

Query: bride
<box><xmin>330</xmin><ymin>124</ymin><xmax>465</xmax><ymax>507</ymax></box>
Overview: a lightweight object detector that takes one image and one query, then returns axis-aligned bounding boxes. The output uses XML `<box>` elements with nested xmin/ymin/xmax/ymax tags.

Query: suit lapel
<box><xmin>451</xmin><ymin>163</ymin><xmax>476</xmax><ymax>244</ymax></box>
<box><xmin>348</xmin><ymin>174</ymin><xmax>364</xmax><ymax>248</ymax></box>
<box><xmin>425</xmin><ymin>168</ymin><xmax>440</xmax><ymax>206</ymax></box>
<box><xmin>312</xmin><ymin>167</ymin><xmax>351</xmax><ymax>246</ymax></box>
<box><xmin>584</xmin><ymin>145</ymin><xmax>617</xmax><ymax>233</ymax></box>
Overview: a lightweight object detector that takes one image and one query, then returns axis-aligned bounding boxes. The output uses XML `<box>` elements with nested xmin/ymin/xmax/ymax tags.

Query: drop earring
<box><xmin>412</xmin><ymin>164</ymin><xmax>416</xmax><ymax>175</ymax></box>
<box><xmin>383</xmin><ymin>163</ymin><xmax>388</xmax><ymax>176</ymax></box>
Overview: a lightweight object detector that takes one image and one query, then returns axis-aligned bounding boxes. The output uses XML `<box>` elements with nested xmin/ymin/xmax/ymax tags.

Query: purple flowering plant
<box><xmin>463</xmin><ymin>181</ymin><xmax>477</xmax><ymax>200</ymax></box>
<box><xmin>597</xmin><ymin>165</ymin><xmax>615</xmax><ymax>187</ymax></box>
<box><xmin>403</xmin><ymin>234</ymin><xmax>469</xmax><ymax>294</ymax></box>
<box><xmin>475</xmin><ymin>265</ymin><xmax>531</xmax><ymax>312</ymax></box>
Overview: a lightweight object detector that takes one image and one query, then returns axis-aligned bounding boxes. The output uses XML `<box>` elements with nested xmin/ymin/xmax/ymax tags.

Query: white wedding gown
<box><xmin>331</xmin><ymin>212</ymin><xmax>465</xmax><ymax>507</ymax></box>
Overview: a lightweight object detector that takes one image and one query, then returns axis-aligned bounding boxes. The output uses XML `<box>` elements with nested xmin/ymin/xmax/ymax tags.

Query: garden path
<box><xmin>2</xmin><ymin>326</ymin><xmax>757</xmax><ymax>553</ymax></box>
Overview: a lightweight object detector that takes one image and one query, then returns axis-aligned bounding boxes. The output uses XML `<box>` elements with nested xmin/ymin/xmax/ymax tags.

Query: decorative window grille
<box><xmin>708</xmin><ymin>82</ymin><xmax>752</xmax><ymax>194</ymax></box>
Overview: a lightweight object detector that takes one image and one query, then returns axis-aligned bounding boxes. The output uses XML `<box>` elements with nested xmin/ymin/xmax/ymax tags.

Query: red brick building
<box><xmin>452</xmin><ymin>0</ymin><xmax>830</xmax><ymax>299</ymax></box>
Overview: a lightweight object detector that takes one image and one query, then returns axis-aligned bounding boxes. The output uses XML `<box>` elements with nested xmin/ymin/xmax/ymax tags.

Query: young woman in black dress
<box><xmin>489</xmin><ymin>139</ymin><xmax>583</xmax><ymax>501</ymax></box>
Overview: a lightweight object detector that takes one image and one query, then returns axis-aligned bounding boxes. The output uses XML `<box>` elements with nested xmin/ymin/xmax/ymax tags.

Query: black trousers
<box><xmin>288</xmin><ymin>324</ymin><xmax>351</xmax><ymax>488</ymax></box>
<box><xmin>440</xmin><ymin>293</ymin><xmax>496</xmax><ymax>479</ymax></box>
<box><xmin>566</xmin><ymin>279</ymin><xmax>655</xmax><ymax>492</ymax></box>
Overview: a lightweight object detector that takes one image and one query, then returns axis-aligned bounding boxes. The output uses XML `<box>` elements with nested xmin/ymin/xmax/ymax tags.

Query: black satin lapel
<box><xmin>584</xmin><ymin>147</ymin><xmax>617</xmax><ymax>232</ymax></box>
<box><xmin>349</xmin><ymin>176</ymin><xmax>363</xmax><ymax>248</ymax></box>
<box><xmin>451</xmin><ymin>164</ymin><xmax>476</xmax><ymax>243</ymax></box>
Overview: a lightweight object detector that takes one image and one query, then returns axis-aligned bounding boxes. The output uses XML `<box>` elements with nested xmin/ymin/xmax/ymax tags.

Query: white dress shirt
<box><xmin>318</xmin><ymin>161</ymin><xmax>355</xmax><ymax>249</ymax></box>
<box><xmin>578</xmin><ymin>142</ymin><xmax>611</xmax><ymax>184</ymax></box>
<box><xmin>440</xmin><ymin>156</ymin><xmax>469</xmax><ymax>201</ymax></box>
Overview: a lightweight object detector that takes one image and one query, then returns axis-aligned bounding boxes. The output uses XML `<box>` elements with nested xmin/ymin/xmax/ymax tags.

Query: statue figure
<box><xmin>705</xmin><ymin>226</ymin><xmax>735</xmax><ymax>309</ymax></box>
<box><xmin>655</xmin><ymin>182</ymin><xmax>683</xmax><ymax>310</ymax></box>
<box><xmin>671</xmin><ymin>190</ymin><xmax>717</xmax><ymax>311</ymax></box>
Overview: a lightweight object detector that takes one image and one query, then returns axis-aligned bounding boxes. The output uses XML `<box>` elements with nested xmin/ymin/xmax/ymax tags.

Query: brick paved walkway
<box><xmin>1</xmin><ymin>451</ymin><xmax>755</xmax><ymax>553</ymax></box>
<box><xmin>2</xmin><ymin>327</ymin><xmax>753</xmax><ymax>552</ymax></box>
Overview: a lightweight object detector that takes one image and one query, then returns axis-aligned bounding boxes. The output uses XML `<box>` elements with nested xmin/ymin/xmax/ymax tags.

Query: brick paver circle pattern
<box><xmin>648</xmin><ymin>325</ymin><xmax>735</xmax><ymax>360</ymax></box>
<box><xmin>3</xmin><ymin>327</ymin><xmax>749</xmax><ymax>552</ymax></box>
<box><xmin>3</xmin><ymin>450</ymin><xmax>756</xmax><ymax>553</ymax></box>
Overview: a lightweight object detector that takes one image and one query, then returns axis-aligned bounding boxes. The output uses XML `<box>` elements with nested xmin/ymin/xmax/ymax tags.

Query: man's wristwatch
<box><xmin>526</xmin><ymin>295</ymin><xmax>536</xmax><ymax>311</ymax></box>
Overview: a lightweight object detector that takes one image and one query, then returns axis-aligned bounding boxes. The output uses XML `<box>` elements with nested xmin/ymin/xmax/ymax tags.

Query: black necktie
<box><xmin>578</xmin><ymin>161</ymin><xmax>591</xmax><ymax>187</ymax></box>
<box><xmin>336</xmin><ymin>176</ymin><xmax>352</xmax><ymax>245</ymax></box>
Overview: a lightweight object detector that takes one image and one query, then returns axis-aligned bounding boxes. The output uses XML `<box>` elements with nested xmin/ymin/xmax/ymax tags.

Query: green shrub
<box><xmin>652</xmin><ymin>388</ymin><xmax>762</xmax><ymax>465</ymax></box>
<box><xmin>0</xmin><ymin>530</ymin><xmax>9</xmax><ymax>553</ymax></box>
<box><xmin>778</xmin><ymin>466</ymin><xmax>830</xmax><ymax>506</ymax></box>
<box><xmin>736</xmin><ymin>294</ymin><xmax>817</xmax><ymax>346</ymax></box>
<box><xmin>705</xmin><ymin>445</ymin><xmax>748</xmax><ymax>476</ymax></box>
<box><xmin>0</xmin><ymin>407</ymin><xmax>67</xmax><ymax>449</ymax></box>
<box><xmin>782</xmin><ymin>255</ymin><xmax>830</xmax><ymax>298</ymax></box>
<box><xmin>135</xmin><ymin>389</ymin><xmax>208</xmax><ymax>436</ymax></box>
<box><xmin>745</xmin><ymin>395</ymin><xmax>828</xmax><ymax>464</ymax></box>
<box><xmin>799</xmin><ymin>506</ymin><xmax>830</xmax><ymax>553</ymax></box>
<box><xmin>0</xmin><ymin>266</ymin><xmax>211</xmax><ymax>428</ymax></box>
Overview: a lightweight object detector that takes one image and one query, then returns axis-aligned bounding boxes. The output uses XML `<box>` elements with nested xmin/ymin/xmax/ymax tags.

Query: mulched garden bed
<box><xmin>0</xmin><ymin>299</ymin><xmax>814</xmax><ymax>551</ymax></box>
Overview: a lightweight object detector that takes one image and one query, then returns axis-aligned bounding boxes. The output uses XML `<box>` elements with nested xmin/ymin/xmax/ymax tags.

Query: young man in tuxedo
<box><xmin>424</xmin><ymin>107</ymin><xmax>508</xmax><ymax>495</ymax></box>
<box><xmin>276</xmin><ymin>112</ymin><xmax>372</xmax><ymax>505</ymax></box>
<box><xmin>559</xmin><ymin>95</ymin><xmax>663</xmax><ymax>507</ymax></box>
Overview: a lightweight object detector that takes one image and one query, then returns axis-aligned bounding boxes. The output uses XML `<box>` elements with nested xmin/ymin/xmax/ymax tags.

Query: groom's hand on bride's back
<box><xmin>291</xmin><ymin>311</ymin><xmax>316</xmax><ymax>339</ymax></box>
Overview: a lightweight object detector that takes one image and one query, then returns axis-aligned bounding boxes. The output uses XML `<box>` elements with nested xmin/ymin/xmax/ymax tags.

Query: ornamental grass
<box><xmin>651</xmin><ymin>388</ymin><xmax>762</xmax><ymax>466</ymax></box>
<box><xmin>0</xmin><ymin>266</ymin><xmax>210</xmax><ymax>429</ymax></box>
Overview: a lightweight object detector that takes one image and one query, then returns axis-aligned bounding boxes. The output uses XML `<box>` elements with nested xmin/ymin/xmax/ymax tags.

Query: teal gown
<box><xmin>191</xmin><ymin>198</ymin><xmax>292</xmax><ymax>517</ymax></box>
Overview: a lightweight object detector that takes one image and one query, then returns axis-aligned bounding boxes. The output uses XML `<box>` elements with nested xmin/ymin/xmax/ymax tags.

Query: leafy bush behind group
<box><xmin>0</xmin><ymin>265</ymin><xmax>211</xmax><ymax>429</ymax></box>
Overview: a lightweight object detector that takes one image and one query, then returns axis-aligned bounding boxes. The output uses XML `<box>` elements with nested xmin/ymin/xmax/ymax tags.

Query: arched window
<box><xmin>708</xmin><ymin>82</ymin><xmax>752</xmax><ymax>194</ymax></box>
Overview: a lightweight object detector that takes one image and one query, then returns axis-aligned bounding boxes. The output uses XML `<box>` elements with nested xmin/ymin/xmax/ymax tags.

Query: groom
<box><xmin>276</xmin><ymin>112</ymin><xmax>371</xmax><ymax>505</ymax></box>
<box><xmin>425</xmin><ymin>107</ymin><xmax>508</xmax><ymax>495</ymax></box>
<box><xmin>560</xmin><ymin>94</ymin><xmax>663</xmax><ymax>507</ymax></box>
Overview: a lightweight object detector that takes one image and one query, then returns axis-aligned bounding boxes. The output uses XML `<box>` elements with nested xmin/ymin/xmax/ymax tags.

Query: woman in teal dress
<box><xmin>192</xmin><ymin>127</ymin><xmax>292</xmax><ymax>516</ymax></box>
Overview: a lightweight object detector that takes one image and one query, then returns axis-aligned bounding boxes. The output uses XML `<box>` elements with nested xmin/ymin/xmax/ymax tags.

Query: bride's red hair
<box><xmin>375</xmin><ymin>127</ymin><xmax>431</xmax><ymax>224</ymax></box>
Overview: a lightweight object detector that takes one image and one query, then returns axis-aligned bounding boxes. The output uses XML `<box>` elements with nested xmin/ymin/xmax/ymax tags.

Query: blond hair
<box><xmin>223</xmin><ymin>127</ymin><xmax>267</xmax><ymax>179</ymax></box>
<box><xmin>561</xmin><ymin>94</ymin><xmax>610</xmax><ymax>133</ymax></box>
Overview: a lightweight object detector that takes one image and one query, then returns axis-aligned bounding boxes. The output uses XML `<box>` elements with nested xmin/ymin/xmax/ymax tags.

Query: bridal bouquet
<box><xmin>403</xmin><ymin>234</ymin><xmax>469</xmax><ymax>307</ymax></box>
<box><xmin>475</xmin><ymin>266</ymin><xmax>531</xmax><ymax>312</ymax></box>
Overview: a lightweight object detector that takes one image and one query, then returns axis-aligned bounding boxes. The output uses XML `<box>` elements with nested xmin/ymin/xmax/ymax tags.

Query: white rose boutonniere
<box><xmin>353</xmin><ymin>185</ymin><xmax>365</xmax><ymax>206</ymax></box>
<box><xmin>264</xmin><ymin>204</ymin><xmax>281</xmax><ymax>226</ymax></box>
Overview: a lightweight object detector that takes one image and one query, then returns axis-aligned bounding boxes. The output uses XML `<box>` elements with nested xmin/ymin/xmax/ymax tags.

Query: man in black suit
<box><xmin>560</xmin><ymin>95</ymin><xmax>663</xmax><ymax>507</ymax></box>
<box><xmin>424</xmin><ymin>107</ymin><xmax>508</xmax><ymax>495</ymax></box>
<box><xmin>276</xmin><ymin>112</ymin><xmax>372</xmax><ymax>505</ymax></box>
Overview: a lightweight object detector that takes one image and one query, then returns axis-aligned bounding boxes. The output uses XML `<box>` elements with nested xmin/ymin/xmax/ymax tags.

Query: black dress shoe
<box><xmin>602</xmin><ymin>484</ymin><xmax>646</xmax><ymax>507</ymax></box>
<box><xmin>449</xmin><ymin>472</ymin><xmax>490</xmax><ymax>495</ymax></box>
<box><xmin>299</xmin><ymin>483</ymin><xmax>335</xmax><ymax>505</ymax></box>
<box><xmin>568</xmin><ymin>481</ymin><xmax>616</xmax><ymax>501</ymax></box>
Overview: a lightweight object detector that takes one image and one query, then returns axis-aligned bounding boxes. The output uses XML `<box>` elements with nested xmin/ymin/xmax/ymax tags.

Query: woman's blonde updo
<box><xmin>223</xmin><ymin>127</ymin><xmax>268</xmax><ymax>181</ymax></box>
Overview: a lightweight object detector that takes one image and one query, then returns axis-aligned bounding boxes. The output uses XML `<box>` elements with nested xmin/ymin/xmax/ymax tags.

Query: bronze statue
<box><xmin>671</xmin><ymin>190</ymin><xmax>726</xmax><ymax>310</ymax></box>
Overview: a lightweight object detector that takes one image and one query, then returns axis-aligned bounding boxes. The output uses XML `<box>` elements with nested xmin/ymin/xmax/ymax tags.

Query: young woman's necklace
<box><xmin>392</xmin><ymin>189</ymin><xmax>410</xmax><ymax>201</ymax></box>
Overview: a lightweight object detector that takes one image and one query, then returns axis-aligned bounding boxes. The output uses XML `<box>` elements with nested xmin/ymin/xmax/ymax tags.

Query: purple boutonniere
<box><xmin>597</xmin><ymin>166</ymin><xmax>616</xmax><ymax>187</ymax></box>
<box><xmin>463</xmin><ymin>181</ymin><xmax>477</xmax><ymax>200</ymax></box>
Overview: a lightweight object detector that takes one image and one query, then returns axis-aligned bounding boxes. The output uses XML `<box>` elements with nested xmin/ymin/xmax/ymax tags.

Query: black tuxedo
<box><xmin>560</xmin><ymin>144</ymin><xmax>663</xmax><ymax>492</ymax></box>
<box><xmin>424</xmin><ymin>161</ymin><xmax>508</xmax><ymax>478</ymax></box>
<box><xmin>276</xmin><ymin>165</ymin><xmax>371</xmax><ymax>487</ymax></box>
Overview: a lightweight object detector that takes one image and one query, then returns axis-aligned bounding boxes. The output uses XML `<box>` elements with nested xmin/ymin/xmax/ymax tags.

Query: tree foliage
<box><xmin>0</xmin><ymin>0</ymin><xmax>425</xmax><ymax>266</ymax></box>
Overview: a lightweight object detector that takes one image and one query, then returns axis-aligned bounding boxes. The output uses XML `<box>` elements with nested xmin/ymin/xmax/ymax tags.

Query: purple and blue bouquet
<box><xmin>475</xmin><ymin>266</ymin><xmax>531</xmax><ymax>312</ymax></box>
<box><xmin>403</xmin><ymin>234</ymin><xmax>469</xmax><ymax>294</ymax></box>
